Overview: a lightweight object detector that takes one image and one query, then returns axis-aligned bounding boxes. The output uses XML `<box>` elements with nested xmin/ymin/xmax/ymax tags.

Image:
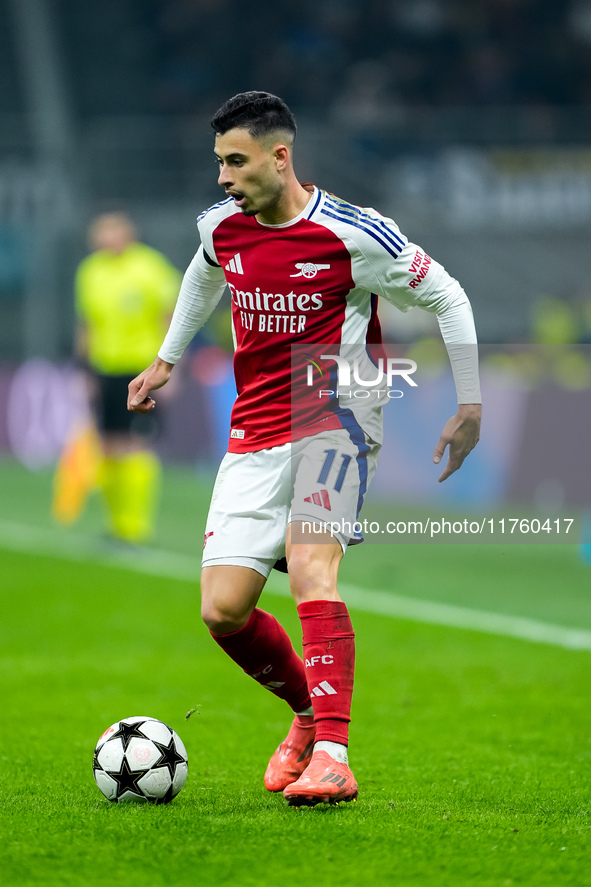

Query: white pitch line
<box><xmin>1</xmin><ymin>520</ymin><xmax>591</xmax><ymax>652</ymax></box>
<box><xmin>0</xmin><ymin>520</ymin><xmax>201</xmax><ymax>582</ymax></box>
<box><xmin>336</xmin><ymin>585</ymin><xmax>591</xmax><ymax>651</ymax></box>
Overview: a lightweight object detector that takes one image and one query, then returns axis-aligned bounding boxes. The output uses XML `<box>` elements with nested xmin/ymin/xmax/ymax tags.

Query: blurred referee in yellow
<box><xmin>75</xmin><ymin>211</ymin><xmax>181</xmax><ymax>544</ymax></box>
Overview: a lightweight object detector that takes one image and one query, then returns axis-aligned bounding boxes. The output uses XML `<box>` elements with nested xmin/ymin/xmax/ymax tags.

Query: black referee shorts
<box><xmin>94</xmin><ymin>373</ymin><xmax>157</xmax><ymax>438</ymax></box>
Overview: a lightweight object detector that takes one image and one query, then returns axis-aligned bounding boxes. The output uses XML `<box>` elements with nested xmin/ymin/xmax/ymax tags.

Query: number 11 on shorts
<box><xmin>317</xmin><ymin>449</ymin><xmax>351</xmax><ymax>493</ymax></box>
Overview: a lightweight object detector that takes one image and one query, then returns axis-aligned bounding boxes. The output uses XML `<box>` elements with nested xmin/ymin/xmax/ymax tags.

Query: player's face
<box><xmin>215</xmin><ymin>128</ymin><xmax>287</xmax><ymax>218</ymax></box>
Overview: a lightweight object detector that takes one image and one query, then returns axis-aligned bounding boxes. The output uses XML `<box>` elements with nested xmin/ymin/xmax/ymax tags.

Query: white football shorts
<box><xmin>202</xmin><ymin>426</ymin><xmax>381</xmax><ymax>578</ymax></box>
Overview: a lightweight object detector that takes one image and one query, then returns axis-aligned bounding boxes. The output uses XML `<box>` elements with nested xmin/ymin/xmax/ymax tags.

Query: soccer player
<box><xmin>128</xmin><ymin>92</ymin><xmax>481</xmax><ymax>806</ymax></box>
<box><xmin>75</xmin><ymin>211</ymin><xmax>180</xmax><ymax>543</ymax></box>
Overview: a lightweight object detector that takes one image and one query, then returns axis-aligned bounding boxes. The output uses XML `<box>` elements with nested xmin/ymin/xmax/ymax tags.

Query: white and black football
<box><xmin>93</xmin><ymin>716</ymin><xmax>188</xmax><ymax>804</ymax></box>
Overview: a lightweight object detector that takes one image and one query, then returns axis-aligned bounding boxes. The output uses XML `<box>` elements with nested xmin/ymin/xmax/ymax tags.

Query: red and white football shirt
<box><xmin>160</xmin><ymin>186</ymin><xmax>477</xmax><ymax>453</ymax></box>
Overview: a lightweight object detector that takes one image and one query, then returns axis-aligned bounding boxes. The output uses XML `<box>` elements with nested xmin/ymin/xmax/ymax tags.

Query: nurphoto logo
<box><xmin>304</xmin><ymin>352</ymin><xmax>418</xmax><ymax>400</ymax></box>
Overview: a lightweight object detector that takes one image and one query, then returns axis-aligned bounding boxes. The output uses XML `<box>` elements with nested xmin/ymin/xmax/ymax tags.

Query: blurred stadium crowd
<box><xmin>37</xmin><ymin>0</ymin><xmax>591</xmax><ymax>118</ymax></box>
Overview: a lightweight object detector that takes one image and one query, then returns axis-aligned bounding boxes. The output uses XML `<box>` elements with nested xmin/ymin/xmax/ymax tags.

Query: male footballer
<box><xmin>128</xmin><ymin>91</ymin><xmax>481</xmax><ymax>806</ymax></box>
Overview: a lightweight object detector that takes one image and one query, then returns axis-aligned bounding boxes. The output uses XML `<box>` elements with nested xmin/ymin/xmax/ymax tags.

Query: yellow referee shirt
<box><xmin>76</xmin><ymin>243</ymin><xmax>181</xmax><ymax>374</ymax></box>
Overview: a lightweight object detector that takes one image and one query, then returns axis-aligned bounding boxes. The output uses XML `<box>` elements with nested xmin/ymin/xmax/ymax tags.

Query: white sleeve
<box><xmin>341</xmin><ymin>215</ymin><xmax>481</xmax><ymax>404</ymax></box>
<box><xmin>418</xmin><ymin>275</ymin><xmax>481</xmax><ymax>404</ymax></box>
<box><xmin>158</xmin><ymin>246</ymin><xmax>227</xmax><ymax>364</ymax></box>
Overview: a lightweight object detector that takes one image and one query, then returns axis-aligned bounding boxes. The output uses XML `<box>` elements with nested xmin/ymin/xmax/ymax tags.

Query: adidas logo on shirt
<box><xmin>310</xmin><ymin>681</ymin><xmax>337</xmax><ymax>697</ymax></box>
<box><xmin>225</xmin><ymin>252</ymin><xmax>244</xmax><ymax>274</ymax></box>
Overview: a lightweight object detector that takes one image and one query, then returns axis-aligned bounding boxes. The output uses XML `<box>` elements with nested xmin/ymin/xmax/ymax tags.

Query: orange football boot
<box><xmin>264</xmin><ymin>715</ymin><xmax>316</xmax><ymax>792</ymax></box>
<box><xmin>283</xmin><ymin>750</ymin><xmax>358</xmax><ymax>806</ymax></box>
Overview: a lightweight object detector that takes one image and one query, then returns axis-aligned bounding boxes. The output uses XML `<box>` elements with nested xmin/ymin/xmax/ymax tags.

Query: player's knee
<box><xmin>200</xmin><ymin>565</ymin><xmax>264</xmax><ymax>633</ymax></box>
<box><xmin>200</xmin><ymin>597</ymin><xmax>250</xmax><ymax>634</ymax></box>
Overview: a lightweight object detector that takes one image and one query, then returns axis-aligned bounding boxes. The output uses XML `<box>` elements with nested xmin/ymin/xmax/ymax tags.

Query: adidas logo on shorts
<box><xmin>303</xmin><ymin>490</ymin><xmax>331</xmax><ymax>510</ymax></box>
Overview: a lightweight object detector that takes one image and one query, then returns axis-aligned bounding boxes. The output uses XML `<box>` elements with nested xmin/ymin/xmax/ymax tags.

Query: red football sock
<box><xmin>297</xmin><ymin>600</ymin><xmax>355</xmax><ymax>745</ymax></box>
<box><xmin>210</xmin><ymin>608</ymin><xmax>311</xmax><ymax>712</ymax></box>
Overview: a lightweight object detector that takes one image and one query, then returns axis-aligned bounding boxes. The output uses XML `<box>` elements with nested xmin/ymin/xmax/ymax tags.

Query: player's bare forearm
<box><xmin>433</xmin><ymin>403</ymin><xmax>481</xmax><ymax>483</ymax></box>
<box><xmin>127</xmin><ymin>357</ymin><xmax>175</xmax><ymax>413</ymax></box>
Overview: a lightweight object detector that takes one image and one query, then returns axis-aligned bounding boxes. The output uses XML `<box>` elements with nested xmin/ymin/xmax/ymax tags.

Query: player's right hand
<box><xmin>127</xmin><ymin>358</ymin><xmax>174</xmax><ymax>412</ymax></box>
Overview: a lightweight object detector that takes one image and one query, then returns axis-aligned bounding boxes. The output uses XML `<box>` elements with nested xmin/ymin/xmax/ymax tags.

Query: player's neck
<box><xmin>255</xmin><ymin>179</ymin><xmax>311</xmax><ymax>226</ymax></box>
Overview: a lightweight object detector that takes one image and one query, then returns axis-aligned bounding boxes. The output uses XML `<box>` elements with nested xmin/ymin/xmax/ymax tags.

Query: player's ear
<box><xmin>274</xmin><ymin>144</ymin><xmax>290</xmax><ymax>171</ymax></box>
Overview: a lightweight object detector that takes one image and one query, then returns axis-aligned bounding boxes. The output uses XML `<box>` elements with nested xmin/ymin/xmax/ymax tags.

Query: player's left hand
<box><xmin>433</xmin><ymin>403</ymin><xmax>481</xmax><ymax>482</ymax></box>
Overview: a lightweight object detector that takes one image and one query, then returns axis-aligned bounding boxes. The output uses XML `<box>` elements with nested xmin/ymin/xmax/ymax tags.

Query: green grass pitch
<box><xmin>0</xmin><ymin>458</ymin><xmax>589</xmax><ymax>886</ymax></box>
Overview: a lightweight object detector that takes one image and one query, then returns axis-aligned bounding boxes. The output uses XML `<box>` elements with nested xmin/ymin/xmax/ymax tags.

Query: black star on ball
<box><xmin>110</xmin><ymin>720</ymin><xmax>150</xmax><ymax>751</ymax></box>
<box><xmin>153</xmin><ymin>737</ymin><xmax>186</xmax><ymax>780</ymax></box>
<box><xmin>110</xmin><ymin>755</ymin><xmax>147</xmax><ymax>800</ymax></box>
